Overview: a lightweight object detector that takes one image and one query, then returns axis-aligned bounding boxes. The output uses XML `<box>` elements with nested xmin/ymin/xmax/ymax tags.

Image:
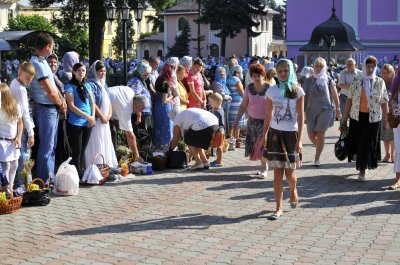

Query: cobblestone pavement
<box><xmin>1</xmin><ymin>121</ymin><xmax>400</xmax><ymax>265</ymax></box>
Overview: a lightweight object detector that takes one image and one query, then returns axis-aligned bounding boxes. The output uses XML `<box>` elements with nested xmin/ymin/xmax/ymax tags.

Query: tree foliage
<box><xmin>111</xmin><ymin>13</ymin><xmax>135</xmax><ymax>59</ymax></box>
<box><xmin>198</xmin><ymin>0</ymin><xmax>267</xmax><ymax>57</ymax></box>
<box><xmin>5</xmin><ymin>15</ymin><xmax>57</xmax><ymax>60</ymax></box>
<box><xmin>52</xmin><ymin>0</ymin><xmax>89</xmax><ymax>58</ymax></box>
<box><xmin>273</xmin><ymin>0</ymin><xmax>286</xmax><ymax>37</ymax></box>
<box><xmin>30</xmin><ymin>0</ymin><xmax>176</xmax><ymax>63</ymax></box>
<box><xmin>166</xmin><ymin>21</ymin><xmax>191</xmax><ymax>58</ymax></box>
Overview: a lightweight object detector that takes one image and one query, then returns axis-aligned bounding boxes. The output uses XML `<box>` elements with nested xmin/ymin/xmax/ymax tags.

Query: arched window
<box><xmin>157</xmin><ymin>50</ymin><xmax>163</xmax><ymax>58</ymax></box>
<box><xmin>178</xmin><ymin>17</ymin><xmax>188</xmax><ymax>31</ymax></box>
<box><xmin>144</xmin><ymin>50</ymin><xmax>150</xmax><ymax>59</ymax></box>
<box><xmin>210</xmin><ymin>44</ymin><xmax>219</xmax><ymax>58</ymax></box>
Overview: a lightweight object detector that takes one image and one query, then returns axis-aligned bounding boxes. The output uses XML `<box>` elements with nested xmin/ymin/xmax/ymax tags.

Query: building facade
<box><xmin>3</xmin><ymin>2</ymin><xmax>156</xmax><ymax>59</ymax></box>
<box><xmin>286</xmin><ymin>0</ymin><xmax>400</xmax><ymax>65</ymax></box>
<box><xmin>0</xmin><ymin>0</ymin><xmax>18</xmax><ymax>31</ymax></box>
<box><xmin>161</xmin><ymin>0</ymin><xmax>278</xmax><ymax>59</ymax></box>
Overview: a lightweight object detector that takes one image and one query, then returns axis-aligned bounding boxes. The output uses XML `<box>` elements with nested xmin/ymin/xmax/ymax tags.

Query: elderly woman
<box><xmin>228</xmin><ymin>65</ymin><xmax>246</xmax><ymax>147</ymax></box>
<box><xmin>265</xmin><ymin>68</ymin><xmax>277</xmax><ymax>85</ymax></box>
<box><xmin>389</xmin><ymin>67</ymin><xmax>400</xmax><ymax>190</ymax></box>
<box><xmin>297</xmin><ymin>66</ymin><xmax>312</xmax><ymax>87</ymax></box>
<box><xmin>233</xmin><ymin>63</ymin><xmax>269</xmax><ymax>178</ymax></box>
<box><xmin>261</xmin><ymin>59</ymin><xmax>305</xmax><ymax>220</ymax></box>
<box><xmin>380</xmin><ymin>64</ymin><xmax>396</xmax><ymax>163</ymax></box>
<box><xmin>84</xmin><ymin>60</ymin><xmax>117</xmax><ymax>169</ymax></box>
<box><xmin>168</xmin><ymin>108</ymin><xmax>218</xmax><ymax>170</ymax></box>
<box><xmin>303</xmin><ymin>57</ymin><xmax>340</xmax><ymax>166</ymax></box>
<box><xmin>128</xmin><ymin>61</ymin><xmax>153</xmax><ymax>146</ymax></box>
<box><xmin>341</xmin><ymin>56</ymin><xmax>389</xmax><ymax>182</ymax></box>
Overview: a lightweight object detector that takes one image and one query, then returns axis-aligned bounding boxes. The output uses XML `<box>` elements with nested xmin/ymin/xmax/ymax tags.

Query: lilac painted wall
<box><xmin>358</xmin><ymin>0</ymin><xmax>400</xmax><ymax>41</ymax></box>
<box><xmin>286</xmin><ymin>0</ymin><xmax>342</xmax><ymax>42</ymax></box>
<box><xmin>286</xmin><ymin>0</ymin><xmax>400</xmax><ymax>65</ymax></box>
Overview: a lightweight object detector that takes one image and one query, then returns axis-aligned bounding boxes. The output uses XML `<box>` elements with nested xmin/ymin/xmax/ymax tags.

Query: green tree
<box><xmin>273</xmin><ymin>0</ymin><xmax>286</xmax><ymax>37</ymax></box>
<box><xmin>30</xmin><ymin>0</ymin><xmax>176</xmax><ymax>64</ymax></box>
<box><xmin>166</xmin><ymin>21</ymin><xmax>191</xmax><ymax>57</ymax></box>
<box><xmin>198</xmin><ymin>0</ymin><xmax>266</xmax><ymax>57</ymax></box>
<box><xmin>4</xmin><ymin>14</ymin><xmax>57</xmax><ymax>60</ymax></box>
<box><xmin>111</xmin><ymin>13</ymin><xmax>135</xmax><ymax>59</ymax></box>
<box><xmin>52</xmin><ymin>0</ymin><xmax>89</xmax><ymax>58</ymax></box>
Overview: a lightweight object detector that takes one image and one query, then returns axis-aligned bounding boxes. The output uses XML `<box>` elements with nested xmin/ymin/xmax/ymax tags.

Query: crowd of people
<box><xmin>0</xmin><ymin>31</ymin><xmax>400</xmax><ymax>220</ymax></box>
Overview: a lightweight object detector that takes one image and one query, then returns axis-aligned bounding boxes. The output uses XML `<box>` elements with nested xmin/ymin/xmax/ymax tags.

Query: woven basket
<box><xmin>93</xmin><ymin>154</ymin><xmax>110</xmax><ymax>185</ymax></box>
<box><xmin>28</xmin><ymin>178</ymin><xmax>47</xmax><ymax>191</ymax></box>
<box><xmin>0</xmin><ymin>187</ymin><xmax>23</xmax><ymax>215</ymax></box>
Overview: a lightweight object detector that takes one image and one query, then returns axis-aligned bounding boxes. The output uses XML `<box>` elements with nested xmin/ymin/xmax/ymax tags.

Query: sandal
<box><xmin>388</xmin><ymin>183</ymin><xmax>400</xmax><ymax>190</ymax></box>
<box><xmin>382</xmin><ymin>153</ymin><xmax>390</xmax><ymax>163</ymax></box>
<box><xmin>268</xmin><ymin>211</ymin><xmax>283</xmax><ymax>220</ymax></box>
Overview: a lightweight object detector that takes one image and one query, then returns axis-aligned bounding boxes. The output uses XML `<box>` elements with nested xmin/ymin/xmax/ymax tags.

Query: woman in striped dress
<box><xmin>227</xmin><ymin>65</ymin><xmax>246</xmax><ymax>145</ymax></box>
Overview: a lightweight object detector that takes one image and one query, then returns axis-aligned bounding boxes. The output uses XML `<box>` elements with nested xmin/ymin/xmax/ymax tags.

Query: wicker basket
<box><xmin>93</xmin><ymin>154</ymin><xmax>110</xmax><ymax>185</ymax></box>
<box><xmin>0</xmin><ymin>187</ymin><xmax>23</xmax><ymax>215</ymax></box>
<box><xmin>28</xmin><ymin>178</ymin><xmax>47</xmax><ymax>191</ymax></box>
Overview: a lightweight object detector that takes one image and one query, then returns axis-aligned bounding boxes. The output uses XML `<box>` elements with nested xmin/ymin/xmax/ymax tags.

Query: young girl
<box><xmin>9</xmin><ymin>62</ymin><xmax>35</xmax><ymax>190</ymax></box>
<box><xmin>65</xmin><ymin>63</ymin><xmax>96</xmax><ymax>178</ymax></box>
<box><xmin>0</xmin><ymin>83</ymin><xmax>23</xmax><ymax>190</ymax></box>
<box><xmin>262</xmin><ymin>59</ymin><xmax>305</xmax><ymax>220</ymax></box>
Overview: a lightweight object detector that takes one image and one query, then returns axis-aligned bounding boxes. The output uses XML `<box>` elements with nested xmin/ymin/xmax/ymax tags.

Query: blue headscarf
<box><xmin>215</xmin><ymin>67</ymin><xmax>230</xmax><ymax>95</ymax></box>
<box><xmin>276</xmin><ymin>58</ymin><xmax>296</xmax><ymax>98</ymax></box>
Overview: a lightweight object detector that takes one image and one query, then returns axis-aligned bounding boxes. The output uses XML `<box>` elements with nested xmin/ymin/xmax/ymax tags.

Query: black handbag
<box><xmin>22</xmin><ymin>189</ymin><xmax>51</xmax><ymax>206</ymax></box>
<box><xmin>335</xmin><ymin>131</ymin><xmax>348</xmax><ymax>161</ymax></box>
<box><xmin>167</xmin><ymin>151</ymin><xmax>188</xmax><ymax>168</ymax></box>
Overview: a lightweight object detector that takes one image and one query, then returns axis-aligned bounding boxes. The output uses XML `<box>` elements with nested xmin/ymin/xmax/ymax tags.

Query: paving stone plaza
<box><xmin>1</xmin><ymin>122</ymin><xmax>400</xmax><ymax>265</ymax></box>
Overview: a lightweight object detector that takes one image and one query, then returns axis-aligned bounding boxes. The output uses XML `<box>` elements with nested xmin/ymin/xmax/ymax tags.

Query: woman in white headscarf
<box><xmin>84</xmin><ymin>60</ymin><xmax>118</xmax><ymax>168</ymax></box>
<box><xmin>341</xmin><ymin>56</ymin><xmax>389</xmax><ymax>182</ymax></box>
<box><xmin>303</xmin><ymin>58</ymin><xmax>340</xmax><ymax>167</ymax></box>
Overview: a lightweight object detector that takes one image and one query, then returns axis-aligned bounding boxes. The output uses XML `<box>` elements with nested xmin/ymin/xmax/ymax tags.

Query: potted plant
<box><xmin>116</xmin><ymin>145</ymin><xmax>131</xmax><ymax>176</ymax></box>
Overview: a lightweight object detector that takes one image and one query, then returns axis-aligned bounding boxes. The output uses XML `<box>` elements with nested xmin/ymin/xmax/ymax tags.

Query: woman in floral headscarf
<box><xmin>84</xmin><ymin>60</ymin><xmax>117</xmax><ymax>168</ymax></box>
<box><xmin>210</xmin><ymin>67</ymin><xmax>231</xmax><ymax>126</ymax></box>
<box><xmin>341</xmin><ymin>56</ymin><xmax>389</xmax><ymax>182</ymax></box>
<box><xmin>127</xmin><ymin>61</ymin><xmax>153</xmax><ymax>146</ymax></box>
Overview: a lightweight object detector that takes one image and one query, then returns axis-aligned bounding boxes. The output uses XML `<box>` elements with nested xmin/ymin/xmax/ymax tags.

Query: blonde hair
<box><xmin>0</xmin><ymin>84</ymin><xmax>19</xmax><ymax>122</ymax></box>
<box><xmin>381</xmin><ymin>64</ymin><xmax>395</xmax><ymax>77</ymax></box>
<box><xmin>314</xmin><ymin>57</ymin><xmax>327</xmax><ymax>68</ymax></box>
<box><xmin>19</xmin><ymin>61</ymin><xmax>35</xmax><ymax>76</ymax></box>
<box><xmin>209</xmin><ymin>92</ymin><xmax>223</xmax><ymax>104</ymax></box>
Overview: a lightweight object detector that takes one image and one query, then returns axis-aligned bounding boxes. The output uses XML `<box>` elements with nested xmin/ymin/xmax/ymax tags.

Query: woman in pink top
<box><xmin>187</xmin><ymin>58</ymin><xmax>206</xmax><ymax>109</ymax></box>
<box><xmin>233</xmin><ymin>64</ymin><xmax>269</xmax><ymax>178</ymax></box>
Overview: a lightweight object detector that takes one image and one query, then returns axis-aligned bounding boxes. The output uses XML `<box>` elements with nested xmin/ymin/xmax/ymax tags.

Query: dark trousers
<box><xmin>67</xmin><ymin>123</ymin><xmax>92</xmax><ymax>177</ymax></box>
<box><xmin>109</xmin><ymin>119</ymin><xmax>118</xmax><ymax>150</ymax></box>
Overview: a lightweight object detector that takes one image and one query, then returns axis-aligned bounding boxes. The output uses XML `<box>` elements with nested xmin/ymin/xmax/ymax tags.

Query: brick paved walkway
<box><xmin>1</xmin><ymin>121</ymin><xmax>400</xmax><ymax>265</ymax></box>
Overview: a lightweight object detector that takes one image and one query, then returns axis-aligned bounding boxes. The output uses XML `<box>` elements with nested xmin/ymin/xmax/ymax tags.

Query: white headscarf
<box><xmin>312</xmin><ymin>60</ymin><xmax>330</xmax><ymax>103</ymax></box>
<box><xmin>362</xmin><ymin>57</ymin><xmax>377</xmax><ymax>101</ymax></box>
<box><xmin>88</xmin><ymin>60</ymin><xmax>106</xmax><ymax>88</ymax></box>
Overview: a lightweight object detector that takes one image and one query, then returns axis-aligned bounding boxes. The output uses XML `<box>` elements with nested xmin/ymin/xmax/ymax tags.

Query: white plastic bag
<box><xmin>82</xmin><ymin>165</ymin><xmax>103</xmax><ymax>184</ymax></box>
<box><xmin>53</xmin><ymin>157</ymin><xmax>79</xmax><ymax>195</ymax></box>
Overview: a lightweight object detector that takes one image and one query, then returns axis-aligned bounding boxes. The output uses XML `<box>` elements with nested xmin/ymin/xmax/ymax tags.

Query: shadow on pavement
<box><xmin>58</xmin><ymin>210</ymin><xmax>270</xmax><ymax>236</ymax></box>
<box><xmin>351</xmin><ymin>199</ymin><xmax>400</xmax><ymax>216</ymax></box>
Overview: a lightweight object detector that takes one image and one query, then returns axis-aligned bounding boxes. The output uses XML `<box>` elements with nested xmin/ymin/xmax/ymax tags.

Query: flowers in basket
<box><xmin>140</xmin><ymin>145</ymin><xmax>167</xmax><ymax>170</ymax></box>
<box><xmin>116</xmin><ymin>145</ymin><xmax>133</xmax><ymax>176</ymax></box>
<box><xmin>177</xmin><ymin>140</ymin><xmax>188</xmax><ymax>152</ymax></box>
<box><xmin>21</xmin><ymin>159</ymin><xmax>35</xmax><ymax>191</ymax></box>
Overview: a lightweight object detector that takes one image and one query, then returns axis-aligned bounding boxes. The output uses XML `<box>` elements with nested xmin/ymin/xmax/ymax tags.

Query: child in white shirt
<box><xmin>0</xmin><ymin>83</ymin><xmax>23</xmax><ymax>190</ymax></box>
